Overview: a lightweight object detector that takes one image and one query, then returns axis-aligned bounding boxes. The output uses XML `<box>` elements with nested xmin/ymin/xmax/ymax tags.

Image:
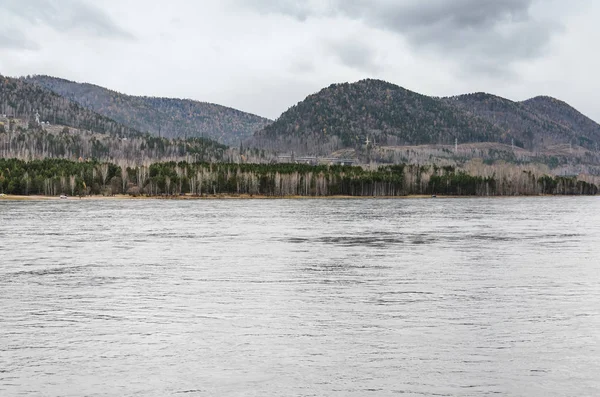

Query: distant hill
<box><xmin>24</xmin><ymin>75</ymin><xmax>271</xmax><ymax>145</ymax></box>
<box><xmin>521</xmin><ymin>96</ymin><xmax>600</xmax><ymax>148</ymax></box>
<box><xmin>249</xmin><ymin>79</ymin><xmax>600</xmax><ymax>156</ymax></box>
<box><xmin>249</xmin><ymin>79</ymin><xmax>512</xmax><ymax>155</ymax></box>
<box><xmin>14</xmin><ymin>75</ymin><xmax>600</xmax><ymax>160</ymax></box>
<box><xmin>0</xmin><ymin>75</ymin><xmax>230</xmax><ymax>163</ymax></box>
<box><xmin>445</xmin><ymin>93</ymin><xmax>600</xmax><ymax>150</ymax></box>
<box><xmin>1</xmin><ymin>75</ymin><xmax>141</xmax><ymax>137</ymax></box>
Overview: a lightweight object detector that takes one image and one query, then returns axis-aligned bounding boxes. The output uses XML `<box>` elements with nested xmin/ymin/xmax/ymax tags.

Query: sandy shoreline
<box><xmin>0</xmin><ymin>193</ymin><xmax>578</xmax><ymax>201</ymax></box>
<box><xmin>1</xmin><ymin>194</ymin><xmax>436</xmax><ymax>201</ymax></box>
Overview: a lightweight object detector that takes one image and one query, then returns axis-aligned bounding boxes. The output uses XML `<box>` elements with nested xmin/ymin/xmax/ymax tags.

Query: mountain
<box><xmin>521</xmin><ymin>96</ymin><xmax>600</xmax><ymax>148</ymax></box>
<box><xmin>249</xmin><ymin>79</ymin><xmax>512</xmax><ymax>155</ymax></box>
<box><xmin>445</xmin><ymin>92</ymin><xmax>600</xmax><ymax>150</ymax></box>
<box><xmin>24</xmin><ymin>75</ymin><xmax>271</xmax><ymax>145</ymax></box>
<box><xmin>1</xmin><ymin>75</ymin><xmax>141</xmax><ymax>137</ymax></box>
<box><xmin>0</xmin><ymin>75</ymin><xmax>229</xmax><ymax>163</ymax></box>
<box><xmin>249</xmin><ymin>79</ymin><xmax>600</xmax><ymax>156</ymax></box>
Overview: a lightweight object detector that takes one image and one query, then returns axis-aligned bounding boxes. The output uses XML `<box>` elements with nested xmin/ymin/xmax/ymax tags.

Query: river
<box><xmin>1</xmin><ymin>197</ymin><xmax>599</xmax><ymax>396</ymax></box>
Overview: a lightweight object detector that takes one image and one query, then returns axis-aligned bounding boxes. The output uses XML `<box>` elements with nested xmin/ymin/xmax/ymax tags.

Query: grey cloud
<box><xmin>289</xmin><ymin>59</ymin><xmax>315</xmax><ymax>75</ymax></box>
<box><xmin>346</xmin><ymin>0</ymin><xmax>558</xmax><ymax>66</ymax></box>
<box><xmin>238</xmin><ymin>0</ymin><xmax>560</xmax><ymax>72</ymax></box>
<box><xmin>1</xmin><ymin>0</ymin><xmax>133</xmax><ymax>39</ymax></box>
<box><xmin>326</xmin><ymin>39</ymin><xmax>381</xmax><ymax>73</ymax></box>
<box><xmin>239</xmin><ymin>0</ymin><xmax>316</xmax><ymax>20</ymax></box>
<box><xmin>0</xmin><ymin>28</ymin><xmax>40</xmax><ymax>50</ymax></box>
<box><xmin>357</xmin><ymin>0</ymin><xmax>532</xmax><ymax>31</ymax></box>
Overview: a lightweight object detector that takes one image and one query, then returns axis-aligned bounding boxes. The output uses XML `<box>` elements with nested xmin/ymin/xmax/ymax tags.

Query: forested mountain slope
<box><xmin>1</xmin><ymin>75</ymin><xmax>140</xmax><ymax>137</ymax></box>
<box><xmin>249</xmin><ymin>79</ymin><xmax>512</xmax><ymax>155</ymax></box>
<box><xmin>0</xmin><ymin>121</ymin><xmax>229</xmax><ymax>164</ymax></box>
<box><xmin>0</xmin><ymin>76</ymin><xmax>231</xmax><ymax>163</ymax></box>
<box><xmin>521</xmin><ymin>96</ymin><xmax>600</xmax><ymax>148</ymax></box>
<box><xmin>446</xmin><ymin>93</ymin><xmax>600</xmax><ymax>150</ymax></box>
<box><xmin>250</xmin><ymin>79</ymin><xmax>600</xmax><ymax>156</ymax></box>
<box><xmin>24</xmin><ymin>75</ymin><xmax>271</xmax><ymax>145</ymax></box>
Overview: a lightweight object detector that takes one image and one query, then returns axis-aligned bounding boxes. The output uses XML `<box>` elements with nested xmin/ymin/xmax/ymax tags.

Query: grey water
<box><xmin>1</xmin><ymin>197</ymin><xmax>599</xmax><ymax>397</ymax></box>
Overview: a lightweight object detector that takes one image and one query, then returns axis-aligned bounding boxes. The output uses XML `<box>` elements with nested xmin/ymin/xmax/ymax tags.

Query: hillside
<box><xmin>521</xmin><ymin>96</ymin><xmax>600</xmax><ymax>148</ymax></box>
<box><xmin>249</xmin><ymin>79</ymin><xmax>512</xmax><ymax>155</ymax></box>
<box><xmin>0</xmin><ymin>117</ymin><xmax>229</xmax><ymax>164</ymax></box>
<box><xmin>446</xmin><ymin>93</ymin><xmax>600</xmax><ymax>151</ymax></box>
<box><xmin>0</xmin><ymin>76</ymin><xmax>231</xmax><ymax>163</ymax></box>
<box><xmin>1</xmin><ymin>75</ymin><xmax>141</xmax><ymax>137</ymax></box>
<box><xmin>24</xmin><ymin>75</ymin><xmax>271</xmax><ymax>145</ymax></box>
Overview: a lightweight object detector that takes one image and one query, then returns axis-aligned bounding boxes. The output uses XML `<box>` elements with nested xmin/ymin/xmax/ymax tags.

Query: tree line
<box><xmin>0</xmin><ymin>158</ymin><xmax>597</xmax><ymax>197</ymax></box>
<box><xmin>0</xmin><ymin>124</ymin><xmax>228</xmax><ymax>163</ymax></box>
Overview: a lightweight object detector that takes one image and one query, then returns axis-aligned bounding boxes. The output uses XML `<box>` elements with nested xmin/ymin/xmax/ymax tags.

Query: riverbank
<box><xmin>1</xmin><ymin>193</ymin><xmax>589</xmax><ymax>201</ymax></box>
<box><xmin>0</xmin><ymin>194</ymin><xmax>437</xmax><ymax>201</ymax></box>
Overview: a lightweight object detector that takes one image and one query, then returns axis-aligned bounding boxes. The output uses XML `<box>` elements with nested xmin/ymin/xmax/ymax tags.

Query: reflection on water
<box><xmin>1</xmin><ymin>197</ymin><xmax>599</xmax><ymax>396</ymax></box>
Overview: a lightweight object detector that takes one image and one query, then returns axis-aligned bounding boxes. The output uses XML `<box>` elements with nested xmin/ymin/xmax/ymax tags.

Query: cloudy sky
<box><xmin>1</xmin><ymin>0</ymin><xmax>598</xmax><ymax>121</ymax></box>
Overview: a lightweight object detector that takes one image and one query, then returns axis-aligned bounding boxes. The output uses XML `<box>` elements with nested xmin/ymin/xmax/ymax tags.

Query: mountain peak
<box><xmin>522</xmin><ymin>95</ymin><xmax>576</xmax><ymax>111</ymax></box>
<box><xmin>249</xmin><ymin>79</ymin><xmax>508</xmax><ymax>155</ymax></box>
<box><xmin>521</xmin><ymin>95</ymin><xmax>600</xmax><ymax>141</ymax></box>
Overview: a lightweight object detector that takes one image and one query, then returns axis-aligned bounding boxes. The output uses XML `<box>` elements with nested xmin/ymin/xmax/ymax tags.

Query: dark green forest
<box><xmin>250</xmin><ymin>79</ymin><xmax>512</xmax><ymax>155</ymax></box>
<box><xmin>1</xmin><ymin>158</ymin><xmax>596</xmax><ymax>197</ymax></box>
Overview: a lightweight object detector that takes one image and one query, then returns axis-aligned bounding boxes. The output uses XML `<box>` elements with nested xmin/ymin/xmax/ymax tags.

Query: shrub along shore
<box><xmin>0</xmin><ymin>158</ymin><xmax>597</xmax><ymax>198</ymax></box>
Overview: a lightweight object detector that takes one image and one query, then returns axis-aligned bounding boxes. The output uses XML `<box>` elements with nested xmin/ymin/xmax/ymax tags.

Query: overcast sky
<box><xmin>1</xmin><ymin>0</ymin><xmax>598</xmax><ymax>122</ymax></box>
